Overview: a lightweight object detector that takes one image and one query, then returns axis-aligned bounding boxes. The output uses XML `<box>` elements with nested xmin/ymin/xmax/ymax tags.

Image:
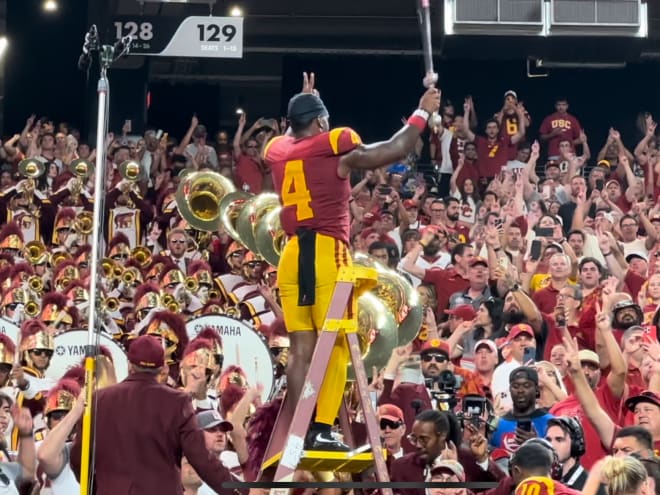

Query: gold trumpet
<box><xmin>208</xmin><ymin>288</ymin><xmax>220</xmax><ymax>300</ymax></box>
<box><xmin>28</xmin><ymin>276</ymin><xmax>44</xmax><ymax>294</ymax></box>
<box><xmin>24</xmin><ymin>241</ymin><xmax>47</xmax><ymax>265</ymax></box>
<box><xmin>185</xmin><ymin>277</ymin><xmax>199</xmax><ymax>293</ymax></box>
<box><xmin>25</xmin><ymin>300</ymin><xmax>40</xmax><ymax>317</ymax></box>
<box><xmin>104</xmin><ymin>297</ymin><xmax>120</xmax><ymax>312</ymax></box>
<box><xmin>131</xmin><ymin>246</ymin><xmax>152</xmax><ymax>269</ymax></box>
<box><xmin>162</xmin><ymin>294</ymin><xmax>180</xmax><ymax>313</ymax></box>
<box><xmin>175</xmin><ymin>171</ymin><xmax>236</xmax><ymax>232</ymax></box>
<box><xmin>122</xmin><ymin>269</ymin><xmax>137</xmax><ymax>285</ymax></box>
<box><xmin>102</xmin><ymin>258</ymin><xmax>115</xmax><ymax>278</ymax></box>
<box><xmin>74</xmin><ymin>211</ymin><xmax>93</xmax><ymax>235</ymax></box>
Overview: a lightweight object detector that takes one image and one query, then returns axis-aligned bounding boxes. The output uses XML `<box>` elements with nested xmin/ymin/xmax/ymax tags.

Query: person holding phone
<box><xmin>489</xmin><ymin>366</ymin><xmax>555</xmax><ymax>455</ymax></box>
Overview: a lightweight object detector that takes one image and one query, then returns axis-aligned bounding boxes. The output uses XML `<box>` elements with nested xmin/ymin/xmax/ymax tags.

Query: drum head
<box><xmin>48</xmin><ymin>330</ymin><xmax>129</xmax><ymax>382</ymax></box>
<box><xmin>186</xmin><ymin>315</ymin><xmax>275</xmax><ymax>402</ymax></box>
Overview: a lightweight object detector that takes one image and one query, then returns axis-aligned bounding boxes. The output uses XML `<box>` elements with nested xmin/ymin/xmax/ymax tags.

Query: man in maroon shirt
<box><xmin>539</xmin><ymin>97</ymin><xmax>582</xmax><ymax>158</ymax></box>
<box><xmin>532</xmin><ymin>253</ymin><xmax>573</xmax><ymax>314</ymax></box>
<box><xmin>462</xmin><ymin>100</ymin><xmax>525</xmax><ymax>186</ymax></box>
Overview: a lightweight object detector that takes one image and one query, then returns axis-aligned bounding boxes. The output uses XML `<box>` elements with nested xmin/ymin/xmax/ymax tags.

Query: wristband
<box><xmin>19</xmin><ymin>432</ymin><xmax>32</xmax><ymax>439</ymax></box>
<box><xmin>493</xmin><ymin>247</ymin><xmax>502</xmax><ymax>252</ymax></box>
<box><xmin>602</xmin><ymin>251</ymin><xmax>612</xmax><ymax>257</ymax></box>
<box><xmin>407</xmin><ymin>114</ymin><xmax>427</xmax><ymax>133</ymax></box>
<box><xmin>413</xmin><ymin>108</ymin><xmax>430</xmax><ymax>120</ymax></box>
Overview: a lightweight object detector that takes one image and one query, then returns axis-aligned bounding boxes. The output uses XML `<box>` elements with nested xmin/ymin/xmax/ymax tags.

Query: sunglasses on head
<box><xmin>422</xmin><ymin>353</ymin><xmax>448</xmax><ymax>363</ymax></box>
<box><xmin>380</xmin><ymin>419</ymin><xmax>402</xmax><ymax>430</ymax></box>
<box><xmin>30</xmin><ymin>349</ymin><xmax>53</xmax><ymax>358</ymax></box>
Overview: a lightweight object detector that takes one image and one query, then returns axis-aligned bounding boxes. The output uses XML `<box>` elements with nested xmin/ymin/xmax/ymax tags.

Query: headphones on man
<box><xmin>547</xmin><ymin>416</ymin><xmax>586</xmax><ymax>459</ymax></box>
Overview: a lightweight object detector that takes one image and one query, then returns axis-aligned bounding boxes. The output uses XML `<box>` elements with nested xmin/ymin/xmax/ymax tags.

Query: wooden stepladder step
<box><xmin>259</xmin><ymin>266</ymin><xmax>392</xmax><ymax>495</ymax></box>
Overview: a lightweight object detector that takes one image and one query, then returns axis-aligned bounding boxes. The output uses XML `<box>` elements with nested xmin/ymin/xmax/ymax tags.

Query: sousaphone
<box><xmin>254</xmin><ymin>206</ymin><xmax>287</xmax><ymax>267</ymax></box>
<box><xmin>235</xmin><ymin>193</ymin><xmax>280</xmax><ymax>254</ymax></box>
<box><xmin>218</xmin><ymin>191</ymin><xmax>253</xmax><ymax>245</ymax></box>
<box><xmin>353</xmin><ymin>253</ymin><xmax>423</xmax><ymax>346</ymax></box>
<box><xmin>347</xmin><ymin>293</ymin><xmax>398</xmax><ymax>380</ymax></box>
<box><xmin>176</xmin><ymin>171</ymin><xmax>236</xmax><ymax>232</ymax></box>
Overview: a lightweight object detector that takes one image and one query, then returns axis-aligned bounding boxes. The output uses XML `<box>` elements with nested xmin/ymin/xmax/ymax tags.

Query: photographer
<box><xmin>379</xmin><ymin>340</ymin><xmax>484</xmax><ymax>435</ymax></box>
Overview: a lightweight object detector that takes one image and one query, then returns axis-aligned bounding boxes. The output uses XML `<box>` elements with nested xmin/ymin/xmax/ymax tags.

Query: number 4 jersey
<box><xmin>264</xmin><ymin>128</ymin><xmax>362</xmax><ymax>244</ymax></box>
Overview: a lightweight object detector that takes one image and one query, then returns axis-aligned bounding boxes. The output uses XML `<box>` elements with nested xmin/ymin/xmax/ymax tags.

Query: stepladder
<box><xmin>259</xmin><ymin>265</ymin><xmax>393</xmax><ymax>495</ymax></box>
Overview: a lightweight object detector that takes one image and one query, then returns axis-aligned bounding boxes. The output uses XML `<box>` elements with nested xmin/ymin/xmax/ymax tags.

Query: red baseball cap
<box><xmin>403</xmin><ymin>199</ymin><xmax>418</xmax><ymax>210</ymax></box>
<box><xmin>377</xmin><ymin>403</ymin><xmax>404</xmax><ymax>423</ymax></box>
<box><xmin>444</xmin><ymin>304</ymin><xmax>477</xmax><ymax>321</ymax></box>
<box><xmin>419</xmin><ymin>338</ymin><xmax>450</xmax><ymax>356</ymax></box>
<box><xmin>362</xmin><ymin>212</ymin><xmax>382</xmax><ymax>227</ymax></box>
<box><xmin>508</xmin><ymin>323</ymin><xmax>534</xmax><ymax>341</ymax></box>
<box><xmin>128</xmin><ymin>335</ymin><xmax>165</xmax><ymax>369</ymax></box>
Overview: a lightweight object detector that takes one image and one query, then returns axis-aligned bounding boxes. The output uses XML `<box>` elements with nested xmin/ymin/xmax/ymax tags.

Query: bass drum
<box><xmin>47</xmin><ymin>330</ymin><xmax>129</xmax><ymax>383</ymax></box>
<box><xmin>186</xmin><ymin>315</ymin><xmax>275</xmax><ymax>403</ymax></box>
<box><xmin>0</xmin><ymin>318</ymin><xmax>20</xmax><ymax>348</ymax></box>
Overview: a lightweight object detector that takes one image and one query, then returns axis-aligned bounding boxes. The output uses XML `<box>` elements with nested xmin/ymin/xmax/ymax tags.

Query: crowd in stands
<box><xmin>0</xmin><ymin>84</ymin><xmax>658</xmax><ymax>495</ymax></box>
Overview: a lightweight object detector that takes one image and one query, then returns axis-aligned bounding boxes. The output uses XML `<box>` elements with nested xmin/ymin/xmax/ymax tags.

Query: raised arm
<box><xmin>339</xmin><ymin>87</ymin><xmax>440</xmax><ymax>174</ymax></box>
<box><xmin>461</xmin><ymin>102</ymin><xmax>477</xmax><ymax>143</ymax></box>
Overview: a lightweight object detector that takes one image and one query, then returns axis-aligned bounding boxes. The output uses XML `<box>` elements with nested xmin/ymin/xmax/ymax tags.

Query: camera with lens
<box><xmin>425</xmin><ymin>370</ymin><xmax>460</xmax><ymax>411</ymax></box>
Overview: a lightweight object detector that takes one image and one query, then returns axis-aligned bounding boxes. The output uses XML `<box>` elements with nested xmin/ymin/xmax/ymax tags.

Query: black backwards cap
<box><xmin>509</xmin><ymin>366</ymin><xmax>539</xmax><ymax>385</ymax></box>
<box><xmin>287</xmin><ymin>93</ymin><xmax>329</xmax><ymax>122</ymax></box>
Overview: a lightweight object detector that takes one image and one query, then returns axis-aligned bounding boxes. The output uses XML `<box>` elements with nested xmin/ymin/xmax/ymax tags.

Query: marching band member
<box><xmin>63</xmin><ymin>281</ymin><xmax>90</xmax><ymax>327</ymax></box>
<box><xmin>11</xmin><ymin>319</ymin><xmax>56</xmax><ymax>449</ymax></box>
<box><xmin>106</xmin><ymin>232</ymin><xmax>131</xmax><ymax>264</ymax></box>
<box><xmin>1</xmin><ymin>287</ymin><xmax>34</xmax><ymax>325</ymax></box>
<box><xmin>0</xmin><ymin>223</ymin><xmax>25</xmax><ymax>263</ymax></box>
<box><xmin>134</xmin><ymin>309</ymin><xmax>189</xmax><ymax>385</ymax></box>
<box><xmin>50</xmin><ymin>207</ymin><xmax>77</xmax><ymax>250</ymax></box>
<box><xmin>35</xmin><ymin>379</ymin><xmax>81</xmax><ymax>494</ymax></box>
<box><xmin>50</xmin><ymin>259</ymin><xmax>79</xmax><ymax>293</ymax></box>
<box><xmin>180</xmin><ymin>338</ymin><xmax>219</xmax><ymax>412</ymax></box>
<box><xmin>187</xmin><ymin>260</ymin><xmax>215</xmax><ymax>306</ymax></box>
<box><xmin>39</xmin><ymin>292</ymin><xmax>77</xmax><ymax>333</ymax></box>
<box><xmin>106</xmin><ymin>176</ymin><xmax>154</xmax><ymax>248</ymax></box>
<box><xmin>0</xmin><ymin>334</ymin><xmax>16</xmax><ymax>449</ymax></box>
<box><xmin>73</xmin><ymin>244</ymin><xmax>91</xmax><ymax>282</ymax></box>
<box><xmin>0</xmin><ymin>177</ymin><xmax>53</xmax><ymax>243</ymax></box>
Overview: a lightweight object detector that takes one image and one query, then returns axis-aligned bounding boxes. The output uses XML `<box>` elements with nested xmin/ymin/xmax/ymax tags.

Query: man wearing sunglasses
<box><xmin>378</xmin><ymin>404</ymin><xmax>406</xmax><ymax>460</ymax></box>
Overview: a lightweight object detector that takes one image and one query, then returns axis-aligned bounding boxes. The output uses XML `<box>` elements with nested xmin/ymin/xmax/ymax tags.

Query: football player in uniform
<box><xmin>264</xmin><ymin>72</ymin><xmax>440</xmax><ymax>450</ymax></box>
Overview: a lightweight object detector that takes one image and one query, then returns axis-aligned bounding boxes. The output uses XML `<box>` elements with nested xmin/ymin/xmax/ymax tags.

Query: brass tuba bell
<box><xmin>69</xmin><ymin>158</ymin><xmax>94</xmax><ymax>202</ymax></box>
<box><xmin>24</xmin><ymin>241</ymin><xmax>47</xmax><ymax>265</ymax></box>
<box><xmin>218</xmin><ymin>191</ymin><xmax>253</xmax><ymax>244</ymax></box>
<box><xmin>353</xmin><ymin>253</ymin><xmax>423</xmax><ymax>346</ymax></box>
<box><xmin>175</xmin><ymin>171</ymin><xmax>236</xmax><ymax>232</ymax></box>
<box><xmin>18</xmin><ymin>158</ymin><xmax>46</xmax><ymax>201</ymax></box>
<box><xmin>130</xmin><ymin>246</ymin><xmax>152</xmax><ymax>269</ymax></box>
<box><xmin>161</xmin><ymin>294</ymin><xmax>180</xmax><ymax>313</ymax></box>
<box><xmin>74</xmin><ymin>211</ymin><xmax>93</xmax><ymax>235</ymax></box>
<box><xmin>235</xmin><ymin>193</ymin><xmax>280</xmax><ymax>255</ymax></box>
<box><xmin>347</xmin><ymin>293</ymin><xmax>398</xmax><ymax>380</ymax></box>
<box><xmin>254</xmin><ymin>206</ymin><xmax>286</xmax><ymax>267</ymax></box>
<box><xmin>103</xmin><ymin>297</ymin><xmax>120</xmax><ymax>312</ymax></box>
<box><xmin>118</xmin><ymin>160</ymin><xmax>144</xmax><ymax>182</ymax></box>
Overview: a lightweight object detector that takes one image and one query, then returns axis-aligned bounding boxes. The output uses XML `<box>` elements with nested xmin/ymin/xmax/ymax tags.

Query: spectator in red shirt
<box><xmin>462</xmin><ymin>102</ymin><xmax>525</xmax><ymax>186</ymax></box>
<box><xmin>232</xmin><ymin>113</ymin><xmax>269</xmax><ymax>194</ymax></box>
<box><xmin>532</xmin><ymin>253</ymin><xmax>574</xmax><ymax>315</ymax></box>
<box><xmin>539</xmin><ymin>97</ymin><xmax>582</xmax><ymax>158</ymax></box>
<box><xmin>402</xmin><ymin>242</ymin><xmax>473</xmax><ymax>316</ymax></box>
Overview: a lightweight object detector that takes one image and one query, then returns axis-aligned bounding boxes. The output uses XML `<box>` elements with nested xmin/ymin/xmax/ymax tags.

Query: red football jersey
<box><xmin>265</xmin><ymin>128</ymin><xmax>361</xmax><ymax>244</ymax></box>
<box><xmin>515</xmin><ymin>476</ymin><xmax>581</xmax><ymax>495</ymax></box>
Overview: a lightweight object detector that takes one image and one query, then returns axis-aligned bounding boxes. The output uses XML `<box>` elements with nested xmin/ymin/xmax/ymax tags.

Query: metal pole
<box><xmin>80</xmin><ymin>41</ymin><xmax>121</xmax><ymax>495</ymax></box>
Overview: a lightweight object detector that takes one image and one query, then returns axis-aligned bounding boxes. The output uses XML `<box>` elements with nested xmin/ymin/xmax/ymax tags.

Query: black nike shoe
<box><xmin>304</xmin><ymin>430</ymin><xmax>351</xmax><ymax>451</ymax></box>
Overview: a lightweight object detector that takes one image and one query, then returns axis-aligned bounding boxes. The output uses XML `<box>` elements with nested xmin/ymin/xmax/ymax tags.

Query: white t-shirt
<box><xmin>0</xmin><ymin>462</ymin><xmax>21</xmax><ymax>495</ymax></box>
<box><xmin>622</xmin><ymin>238</ymin><xmax>648</xmax><ymax>257</ymax></box>
<box><xmin>397</xmin><ymin>253</ymin><xmax>450</xmax><ymax>288</ymax></box>
<box><xmin>37</xmin><ymin>443</ymin><xmax>80</xmax><ymax>495</ymax></box>
<box><xmin>198</xmin><ymin>451</ymin><xmax>242</xmax><ymax>494</ymax></box>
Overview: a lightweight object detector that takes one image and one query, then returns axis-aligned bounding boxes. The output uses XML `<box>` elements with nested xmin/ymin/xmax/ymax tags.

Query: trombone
<box><xmin>184</xmin><ymin>277</ymin><xmax>199</xmax><ymax>293</ymax></box>
<box><xmin>162</xmin><ymin>294</ymin><xmax>180</xmax><ymax>313</ymax></box>
<box><xmin>75</xmin><ymin>211</ymin><xmax>94</xmax><ymax>236</ymax></box>
<box><xmin>27</xmin><ymin>276</ymin><xmax>44</xmax><ymax>294</ymax></box>
<box><xmin>25</xmin><ymin>300</ymin><xmax>40</xmax><ymax>318</ymax></box>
